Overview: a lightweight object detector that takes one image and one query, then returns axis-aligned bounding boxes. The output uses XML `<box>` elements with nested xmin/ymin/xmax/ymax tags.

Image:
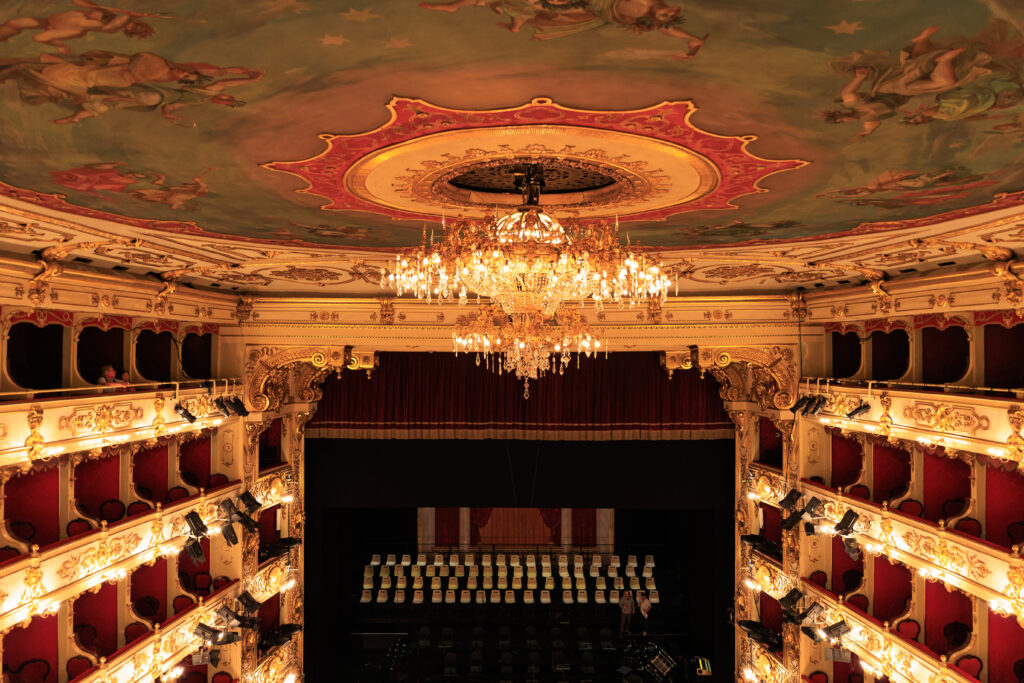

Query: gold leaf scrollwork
<box><xmin>24</xmin><ymin>406</ymin><xmax>44</xmax><ymax>461</ymax></box>
<box><xmin>902</xmin><ymin>531</ymin><xmax>991</xmax><ymax>580</ymax></box>
<box><xmin>901</xmin><ymin>401</ymin><xmax>990</xmax><ymax>436</ymax></box>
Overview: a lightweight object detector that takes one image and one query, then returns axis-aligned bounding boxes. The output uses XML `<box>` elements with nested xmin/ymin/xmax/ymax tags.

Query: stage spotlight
<box><xmin>193</xmin><ymin>623</ymin><xmax>220</xmax><ymax>645</ymax></box>
<box><xmin>238</xmin><ymin>491</ymin><xmax>262</xmax><ymax>514</ymax></box>
<box><xmin>779</xmin><ymin>489</ymin><xmax>802</xmax><ymax>512</ymax></box>
<box><xmin>218</xmin><ymin>631</ymin><xmax>242</xmax><ymax>645</ymax></box>
<box><xmin>217</xmin><ymin>605</ymin><xmax>261</xmax><ymax>630</ymax></box>
<box><xmin>826</xmin><ymin>647</ymin><xmax>851</xmax><ymax>663</ymax></box>
<box><xmin>739</xmin><ymin>534</ymin><xmax>783</xmax><ymax>562</ymax></box>
<box><xmin>834</xmin><ymin>510</ymin><xmax>860</xmax><ymax>536</ymax></box>
<box><xmin>227</xmin><ymin>397</ymin><xmax>250</xmax><ymax>417</ymax></box>
<box><xmin>844</xmin><ymin>537</ymin><xmax>861</xmax><ymax>561</ymax></box>
<box><xmin>220</xmin><ymin>522</ymin><xmax>238</xmax><ymax>547</ymax></box>
<box><xmin>238</xmin><ymin>591</ymin><xmax>261</xmax><ymax>614</ymax></box>
<box><xmin>174</xmin><ymin>403</ymin><xmax>197</xmax><ymax>423</ymax></box>
<box><xmin>804</xmin><ymin>497</ymin><xmax>823</xmax><ymax>518</ymax></box>
<box><xmin>213</xmin><ymin>397</ymin><xmax>233</xmax><ymax>418</ymax></box>
<box><xmin>800</xmin><ymin>395</ymin><xmax>817</xmax><ymax>416</ymax></box>
<box><xmin>185</xmin><ymin>537</ymin><xmax>206</xmax><ymax>565</ymax></box>
<box><xmin>824</xmin><ymin>620</ymin><xmax>851</xmax><ymax>640</ymax></box>
<box><xmin>781</xmin><ymin>508</ymin><xmax>804</xmax><ymax>532</ymax></box>
<box><xmin>185</xmin><ymin>511</ymin><xmax>208</xmax><ymax>538</ymax></box>
<box><xmin>846</xmin><ymin>402</ymin><xmax>871</xmax><ymax>419</ymax></box>
<box><xmin>221</xmin><ymin>499</ymin><xmax>260</xmax><ymax>533</ymax></box>
<box><xmin>801</xmin><ymin>625</ymin><xmax>823</xmax><ymax>643</ymax></box>
<box><xmin>789</xmin><ymin>396</ymin><xmax>811</xmax><ymax>414</ymax></box>
<box><xmin>804</xmin><ymin>522</ymin><xmax>818</xmax><ymax>535</ymax></box>
<box><xmin>779</xmin><ymin>588</ymin><xmax>803</xmax><ymax>611</ymax></box>
<box><xmin>796</xmin><ymin>602</ymin><xmax>823</xmax><ymax>624</ymax></box>
<box><xmin>809</xmin><ymin>395</ymin><xmax>828</xmax><ymax>415</ymax></box>
<box><xmin>737</xmin><ymin>620</ymin><xmax>783</xmax><ymax>651</ymax></box>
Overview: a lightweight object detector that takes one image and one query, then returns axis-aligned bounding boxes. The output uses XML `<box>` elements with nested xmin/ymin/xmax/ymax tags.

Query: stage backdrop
<box><xmin>306</xmin><ymin>352</ymin><xmax>732</xmax><ymax>440</ymax></box>
<box><xmin>422</xmin><ymin>507</ymin><xmax>607</xmax><ymax>550</ymax></box>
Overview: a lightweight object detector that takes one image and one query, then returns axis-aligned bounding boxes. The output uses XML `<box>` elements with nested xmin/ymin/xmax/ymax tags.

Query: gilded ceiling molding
<box><xmin>698</xmin><ymin>345</ymin><xmax>798</xmax><ymax>409</ymax></box>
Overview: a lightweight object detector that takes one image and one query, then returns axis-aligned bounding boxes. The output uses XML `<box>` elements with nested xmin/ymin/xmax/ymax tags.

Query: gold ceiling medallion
<box><xmin>263</xmin><ymin>97</ymin><xmax>807</xmax><ymax>223</ymax></box>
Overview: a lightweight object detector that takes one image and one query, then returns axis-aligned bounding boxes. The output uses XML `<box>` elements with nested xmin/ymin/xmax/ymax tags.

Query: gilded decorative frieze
<box><xmin>58</xmin><ymin>402</ymin><xmax>144</xmax><ymax>437</ymax></box>
<box><xmin>56</xmin><ymin>533</ymin><xmax>143</xmax><ymax>581</ymax></box>
<box><xmin>902</xmin><ymin>531</ymin><xmax>991</xmax><ymax>581</ymax></box>
<box><xmin>697</xmin><ymin>345</ymin><xmax>797</xmax><ymax>409</ymax></box>
<box><xmin>902</xmin><ymin>402</ymin><xmax>990</xmax><ymax>436</ymax></box>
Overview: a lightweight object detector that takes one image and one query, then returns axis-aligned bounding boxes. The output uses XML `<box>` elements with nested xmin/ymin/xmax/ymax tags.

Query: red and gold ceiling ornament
<box><xmin>263</xmin><ymin>97</ymin><xmax>807</xmax><ymax>223</ymax></box>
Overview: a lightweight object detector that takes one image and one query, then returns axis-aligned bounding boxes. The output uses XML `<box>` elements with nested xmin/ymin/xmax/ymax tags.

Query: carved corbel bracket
<box><xmin>244</xmin><ymin>345</ymin><xmax>379</xmax><ymax>412</ymax></box>
<box><xmin>696</xmin><ymin>345</ymin><xmax>798</xmax><ymax>409</ymax></box>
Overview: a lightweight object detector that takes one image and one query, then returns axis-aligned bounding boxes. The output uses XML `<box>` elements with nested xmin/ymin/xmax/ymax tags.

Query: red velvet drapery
<box><xmin>473</xmin><ymin>508</ymin><xmax>556</xmax><ymax>546</ymax></box>
<box><xmin>470</xmin><ymin>508</ymin><xmax>493</xmax><ymax>545</ymax></box>
<box><xmin>435</xmin><ymin>507</ymin><xmax>460</xmax><ymax>546</ymax></box>
<box><xmin>307</xmin><ymin>352</ymin><xmax>733</xmax><ymax>440</ymax></box>
<box><xmin>571</xmin><ymin>508</ymin><xmax>596</xmax><ymax>546</ymax></box>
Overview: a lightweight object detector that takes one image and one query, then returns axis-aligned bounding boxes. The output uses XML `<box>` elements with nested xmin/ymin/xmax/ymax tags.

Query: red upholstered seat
<box><xmin>896</xmin><ymin>618</ymin><xmax>920</xmax><ymax>642</ymax></box>
<box><xmin>0</xmin><ymin>546</ymin><xmax>21</xmax><ymax>563</ymax></box>
<box><xmin>10</xmin><ymin>520</ymin><xmax>35</xmax><ymax>542</ymax></box>
<box><xmin>211</xmin><ymin>672</ymin><xmax>233</xmax><ymax>683</ymax></box>
<box><xmin>126</xmin><ymin>501</ymin><xmax>152</xmax><ymax>517</ymax></box>
<box><xmin>172</xmin><ymin>594</ymin><xmax>196</xmax><ymax>614</ymax></box>
<box><xmin>955</xmin><ymin>654</ymin><xmax>983</xmax><ymax>679</ymax></box>
<box><xmin>17</xmin><ymin>659</ymin><xmax>51</xmax><ymax>683</ymax></box>
<box><xmin>66</xmin><ymin>518</ymin><xmax>93</xmax><ymax>537</ymax></box>
<box><xmin>942</xmin><ymin>498</ymin><xmax>967</xmax><ymax>520</ymax></box>
<box><xmin>809</xmin><ymin>571</ymin><xmax>827</xmax><ymax>588</ymax></box>
<box><xmin>167</xmin><ymin>486</ymin><xmax>189</xmax><ymax>502</ymax></box>
<box><xmin>846</xmin><ymin>593</ymin><xmax>869</xmax><ymax>612</ymax></box>
<box><xmin>73</xmin><ymin>623</ymin><xmax>98</xmax><ymax>651</ymax></box>
<box><xmin>66</xmin><ymin>655</ymin><xmax>94</xmax><ymax>681</ymax></box>
<box><xmin>99</xmin><ymin>499</ymin><xmax>126</xmax><ymax>523</ymax></box>
<box><xmin>208</xmin><ymin>473</ymin><xmax>229</xmax><ymax>489</ymax></box>
<box><xmin>897</xmin><ymin>499</ymin><xmax>924</xmax><ymax>517</ymax></box>
<box><xmin>809</xmin><ymin>671</ymin><xmax>828</xmax><ymax>683</ymax></box>
<box><xmin>193</xmin><ymin>572</ymin><xmax>213</xmax><ymax>595</ymax></box>
<box><xmin>183</xmin><ymin>672</ymin><xmax>206</xmax><ymax>683</ymax></box>
<box><xmin>212</xmin><ymin>575</ymin><xmax>231</xmax><ymax>589</ymax></box>
<box><xmin>124</xmin><ymin>621</ymin><xmax>150</xmax><ymax>643</ymax></box>
<box><xmin>842</xmin><ymin>570</ymin><xmax>863</xmax><ymax>594</ymax></box>
<box><xmin>1008</xmin><ymin>521</ymin><xmax>1024</xmax><ymax>546</ymax></box>
<box><xmin>954</xmin><ymin>517</ymin><xmax>982</xmax><ymax>538</ymax></box>
<box><xmin>848</xmin><ymin>484</ymin><xmax>870</xmax><ymax>500</ymax></box>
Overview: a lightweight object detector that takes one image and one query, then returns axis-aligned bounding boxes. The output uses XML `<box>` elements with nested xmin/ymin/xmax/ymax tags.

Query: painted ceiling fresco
<box><xmin>1</xmin><ymin>0</ymin><xmax>1024</xmax><ymax>250</ymax></box>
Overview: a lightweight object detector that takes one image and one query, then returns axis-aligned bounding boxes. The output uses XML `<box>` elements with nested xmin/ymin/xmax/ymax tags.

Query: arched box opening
<box><xmin>8</xmin><ymin>322</ymin><xmax>64</xmax><ymax>389</ymax></box>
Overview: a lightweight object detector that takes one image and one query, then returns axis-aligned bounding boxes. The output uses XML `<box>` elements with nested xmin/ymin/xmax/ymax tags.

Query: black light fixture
<box><xmin>185</xmin><ymin>537</ymin><xmax>206</xmax><ymax>565</ymax></box>
<box><xmin>227</xmin><ymin>396</ymin><xmax>250</xmax><ymax>417</ymax></box>
<box><xmin>779</xmin><ymin>588</ymin><xmax>803</xmax><ymax>611</ymax></box>
<box><xmin>804</xmin><ymin>497</ymin><xmax>823</xmax><ymax>518</ymax></box>
<box><xmin>808</xmin><ymin>395</ymin><xmax>828</xmax><ymax>415</ymax></box>
<box><xmin>787</xmin><ymin>601</ymin><xmax>823</xmax><ymax>626</ymax></box>
<box><xmin>185</xmin><ymin>511</ymin><xmax>209</xmax><ymax>538</ymax></box>
<box><xmin>221</xmin><ymin>499</ymin><xmax>260</xmax><ymax>533</ymax></box>
<box><xmin>789</xmin><ymin>396</ymin><xmax>811</xmax><ymax>414</ymax></box>
<box><xmin>737</xmin><ymin>620</ymin><xmax>783</xmax><ymax>651</ymax></box>
<box><xmin>834</xmin><ymin>510</ymin><xmax>860</xmax><ymax>536</ymax></box>
<box><xmin>801</xmin><ymin>625</ymin><xmax>823</xmax><ymax>643</ymax></box>
<box><xmin>174</xmin><ymin>403</ymin><xmax>197</xmax><ymax>423</ymax></box>
<box><xmin>846</xmin><ymin>402</ymin><xmax>871</xmax><ymax>419</ymax></box>
<box><xmin>213</xmin><ymin>397</ymin><xmax>233</xmax><ymax>418</ymax></box>
<box><xmin>779</xmin><ymin>489</ymin><xmax>802</xmax><ymax>512</ymax></box>
<box><xmin>843</xmin><ymin>537</ymin><xmax>861</xmax><ymax>561</ymax></box>
<box><xmin>238</xmin><ymin>491</ymin><xmax>262</xmax><ymax>515</ymax></box>
<box><xmin>739</xmin><ymin>534</ymin><xmax>782</xmax><ymax>562</ymax></box>
<box><xmin>218</xmin><ymin>631</ymin><xmax>241</xmax><ymax>645</ymax></box>
<box><xmin>803</xmin><ymin>522</ymin><xmax>818</xmax><ymax>535</ymax></box>
<box><xmin>823</xmin><ymin>620</ymin><xmax>851</xmax><ymax>640</ymax></box>
<box><xmin>781</xmin><ymin>508</ymin><xmax>804</xmax><ymax>532</ymax></box>
<box><xmin>220</xmin><ymin>522</ymin><xmax>238</xmax><ymax>547</ymax></box>
<box><xmin>785</xmin><ymin>496</ymin><xmax>824</xmax><ymax>532</ymax></box>
<box><xmin>238</xmin><ymin>591</ymin><xmax>261</xmax><ymax>614</ymax></box>
<box><xmin>193</xmin><ymin>623</ymin><xmax>220</xmax><ymax>644</ymax></box>
<box><xmin>800</xmin><ymin>395</ymin><xmax>820</xmax><ymax>416</ymax></box>
<box><xmin>217</xmin><ymin>604</ymin><xmax>260</xmax><ymax>630</ymax></box>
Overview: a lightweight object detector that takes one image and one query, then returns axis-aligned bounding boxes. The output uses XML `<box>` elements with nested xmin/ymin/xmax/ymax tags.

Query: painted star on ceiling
<box><xmin>825</xmin><ymin>20</ymin><xmax>864</xmax><ymax>34</ymax></box>
<box><xmin>384</xmin><ymin>37</ymin><xmax>411</xmax><ymax>49</ymax></box>
<box><xmin>342</xmin><ymin>8</ymin><xmax>379</xmax><ymax>22</ymax></box>
<box><xmin>319</xmin><ymin>34</ymin><xmax>349</xmax><ymax>46</ymax></box>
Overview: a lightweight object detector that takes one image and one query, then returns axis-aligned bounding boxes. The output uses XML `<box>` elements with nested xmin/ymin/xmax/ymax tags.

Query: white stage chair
<box><xmin>380</xmin><ymin>577</ymin><xmax>392</xmax><ymax>590</ymax></box>
<box><xmin>445</xmin><ymin>589</ymin><xmax>455</xmax><ymax>604</ymax></box>
<box><xmin>416</xmin><ymin>553</ymin><xmax>426</xmax><ymax>566</ymax></box>
<box><xmin>614</xmin><ymin>577</ymin><xmax>624</xmax><ymax>590</ymax></box>
<box><xmin>460</xmin><ymin>590</ymin><xmax>471</xmax><ymax>604</ymax></box>
<box><xmin>465</xmin><ymin>552</ymin><xmax>475</xmax><ymax>566</ymax></box>
<box><xmin>376</xmin><ymin>590</ymin><xmax>388</xmax><ymax>604</ymax></box>
<box><xmin>650</xmin><ymin>590</ymin><xmax>660</xmax><ymax>604</ymax></box>
<box><xmin>573</xmin><ymin>566</ymin><xmax>584</xmax><ymax>579</ymax></box>
<box><xmin>562</xmin><ymin>590</ymin><xmax>574</xmax><ymax>604</ymax></box>
<box><xmin>542</xmin><ymin>566</ymin><xmax>552</xmax><ymax>578</ymax></box>
<box><xmin>545</xmin><ymin>577</ymin><xmax>555</xmax><ymax>590</ymax></box>
<box><xmin>483</xmin><ymin>566</ymin><xmax>493</xmax><ymax>577</ymax></box>
<box><xmin>591</xmin><ymin>554</ymin><xmax>602</xmax><ymax>567</ymax></box>
<box><xmin>426</xmin><ymin>565</ymin><xmax>436</xmax><ymax>577</ymax></box>
<box><xmin>596</xmin><ymin>577</ymin><xmax>606</xmax><ymax>590</ymax></box>
<box><xmin>371</xmin><ymin>554</ymin><xmax>381</xmax><ymax>566</ymax></box>
<box><xmin>483</xmin><ymin>577</ymin><xmax>493</xmax><ymax>590</ymax></box>
<box><xmin>561</xmin><ymin>577</ymin><xmax>572</xmax><ymax>590</ymax></box>
<box><xmin>447</xmin><ymin>577</ymin><xmax>458</xmax><ymax>591</ymax></box>
<box><xmin>481</xmin><ymin>553</ymin><xmax>492</xmax><ymax>567</ymax></box>
<box><xmin>379</xmin><ymin>566</ymin><xmax>390</xmax><ymax>577</ymax></box>
<box><xmin>557</xmin><ymin>554</ymin><xmax>568</xmax><ymax>568</ymax></box>
<box><xmin>575</xmin><ymin>577</ymin><xmax>586</xmax><ymax>590</ymax></box>
<box><xmin>589</xmin><ymin>565</ymin><xmax>600</xmax><ymax>578</ymax></box>
<box><xmin>495</xmin><ymin>553</ymin><xmax>506</xmax><ymax>567</ymax></box>
<box><xmin>526</xmin><ymin>554</ymin><xmax>536</xmax><ymax>568</ymax></box>
<box><xmin>413</xmin><ymin>590</ymin><xmax>424</xmax><ymax>604</ymax></box>
<box><xmin>467</xmin><ymin>577</ymin><xmax>477</xmax><ymax>590</ymax></box>
<box><xmin>646</xmin><ymin>577</ymin><xmax>656</xmax><ymax>590</ymax></box>
<box><xmin>510</xmin><ymin>554</ymin><xmax>520</xmax><ymax>567</ymax></box>
<box><xmin>497</xmin><ymin>577</ymin><xmax>508</xmax><ymax>590</ymax></box>
<box><xmin>433</xmin><ymin>553</ymin><xmax>444</xmax><ymax>566</ymax></box>
<box><xmin>360</xmin><ymin>590</ymin><xmax>372</xmax><ymax>604</ymax></box>
<box><xmin>527</xmin><ymin>577</ymin><xmax>537</xmax><ymax>590</ymax></box>
<box><xmin>455</xmin><ymin>565</ymin><xmax>465</xmax><ymax>577</ymax></box>
<box><xmin>512</xmin><ymin>577</ymin><xmax>522</xmax><ymax>590</ymax></box>
<box><xmin>540</xmin><ymin>589</ymin><xmax>551</xmax><ymax>604</ymax></box>
<box><xmin>625</xmin><ymin>565</ymin><xmax>636</xmax><ymax>577</ymax></box>
<box><xmin>363</xmin><ymin>577</ymin><xmax>373</xmax><ymax>589</ymax></box>
<box><xmin>449</xmin><ymin>553</ymin><xmax>459</xmax><ymax>566</ymax></box>
<box><xmin>396</xmin><ymin>576</ymin><xmax>407</xmax><ymax>589</ymax></box>
<box><xmin>413</xmin><ymin>577</ymin><xmax>423</xmax><ymax>590</ymax></box>
<box><xmin>577</xmin><ymin>589</ymin><xmax>588</xmax><ymax>604</ymax></box>
<box><xmin>469</xmin><ymin>565</ymin><xmax>479</xmax><ymax>577</ymax></box>
<box><xmin>394</xmin><ymin>565</ymin><xmax>404</xmax><ymax>577</ymax></box>
<box><xmin>609</xmin><ymin>589</ymin><xmax>620</xmax><ymax>604</ymax></box>
<box><xmin>595</xmin><ymin>590</ymin><xmax>606</xmax><ymax>604</ymax></box>
<box><xmin>386</xmin><ymin>554</ymin><xmax>396</xmax><ymax>566</ymax></box>
<box><xmin>411</xmin><ymin>565</ymin><xmax>421</xmax><ymax>577</ymax></box>
<box><xmin>643</xmin><ymin>566</ymin><xmax>653</xmax><ymax>578</ymax></box>
<box><xmin>630</xmin><ymin>577</ymin><xmax>640</xmax><ymax>591</ymax></box>
<box><xmin>541</xmin><ymin>554</ymin><xmax>551</xmax><ymax>569</ymax></box>
<box><xmin>490</xmin><ymin>589</ymin><xmax>501</xmax><ymax>603</ymax></box>
<box><xmin>524</xmin><ymin>590</ymin><xmax>535</xmax><ymax>604</ymax></box>
<box><xmin>363</xmin><ymin>566</ymin><xmax>374</xmax><ymax>577</ymax></box>
<box><xmin>394</xmin><ymin>590</ymin><xmax>405</xmax><ymax>604</ymax></box>
<box><xmin>627</xmin><ymin>554</ymin><xmax>637</xmax><ymax>567</ymax></box>
<box><xmin>505</xmin><ymin>589</ymin><xmax>515</xmax><ymax>604</ymax></box>
<box><xmin>645</xmin><ymin>555</ymin><xmax>655</xmax><ymax>568</ymax></box>
<box><xmin>475</xmin><ymin>590</ymin><xmax>486</xmax><ymax>604</ymax></box>
<box><xmin>439</xmin><ymin>565</ymin><xmax>450</xmax><ymax>577</ymax></box>
<box><xmin>513</xmin><ymin>566</ymin><xmax>524</xmax><ymax>579</ymax></box>
<box><xmin>609</xmin><ymin>555</ymin><xmax>620</xmax><ymax>568</ymax></box>
<box><xmin>573</xmin><ymin>554</ymin><xmax>584</xmax><ymax>567</ymax></box>
<box><xmin>401</xmin><ymin>554</ymin><xmax>411</xmax><ymax>566</ymax></box>
<box><xmin>430</xmin><ymin>577</ymin><xmax>441</xmax><ymax>591</ymax></box>
<box><xmin>607</xmin><ymin>566</ymin><xmax>618</xmax><ymax>578</ymax></box>
<box><xmin>498</xmin><ymin>566</ymin><xmax>508</xmax><ymax>578</ymax></box>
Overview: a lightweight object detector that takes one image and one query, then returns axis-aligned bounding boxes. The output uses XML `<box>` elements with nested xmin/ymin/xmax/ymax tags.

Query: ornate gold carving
<box><xmin>750</xmin><ymin>553</ymin><xmax>790</xmax><ymax>598</ymax></box>
<box><xmin>235</xmin><ymin>294</ymin><xmax>256</xmax><ymax>322</ymax></box>
<box><xmin>992</xmin><ymin>261</ymin><xmax>1024</xmax><ymax>309</ymax></box>
<box><xmin>58</xmin><ymin>403</ymin><xmax>144</xmax><ymax>437</ymax></box>
<box><xmin>57</xmin><ymin>533</ymin><xmax>143</xmax><ymax>581</ymax></box>
<box><xmin>784</xmin><ymin>291</ymin><xmax>808</xmax><ymax>321</ymax></box>
<box><xmin>377</xmin><ymin>297</ymin><xmax>395</xmax><ymax>325</ymax></box>
<box><xmin>698</xmin><ymin>345</ymin><xmax>797</xmax><ymax>409</ymax></box>
<box><xmin>245</xmin><ymin>346</ymin><xmax>357</xmax><ymax>412</ymax></box>
<box><xmin>902</xmin><ymin>531</ymin><xmax>990</xmax><ymax>580</ymax></box>
<box><xmin>902</xmin><ymin>402</ymin><xmax>990</xmax><ymax>436</ymax></box>
<box><xmin>24</xmin><ymin>406</ymin><xmax>44</xmax><ymax>461</ymax></box>
<box><xmin>1008</xmin><ymin>405</ymin><xmax>1024</xmax><ymax>464</ymax></box>
<box><xmin>870</xmin><ymin>279</ymin><xmax>894</xmax><ymax>316</ymax></box>
<box><xmin>151</xmin><ymin>396</ymin><xmax>167</xmax><ymax>437</ymax></box>
<box><xmin>878</xmin><ymin>393</ymin><xmax>894</xmax><ymax>438</ymax></box>
<box><xmin>701</xmin><ymin>308</ymin><xmax>733</xmax><ymax>321</ymax></box>
<box><xmin>660</xmin><ymin>348</ymin><xmax>696</xmax><ymax>378</ymax></box>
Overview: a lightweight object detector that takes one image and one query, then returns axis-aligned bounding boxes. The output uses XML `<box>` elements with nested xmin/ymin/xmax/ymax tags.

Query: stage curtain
<box><xmin>475</xmin><ymin>508</ymin><xmax>552</xmax><ymax>546</ymax></box>
<box><xmin>470</xmin><ymin>508</ymin><xmax>493</xmax><ymax>545</ymax></box>
<box><xmin>539</xmin><ymin>508</ymin><xmax>561</xmax><ymax>544</ymax></box>
<box><xmin>307</xmin><ymin>352</ymin><xmax>734</xmax><ymax>441</ymax></box>
<box><xmin>435</xmin><ymin>507</ymin><xmax>460</xmax><ymax>547</ymax></box>
<box><xmin>571</xmin><ymin>509</ymin><xmax>596</xmax><ymax>546</ymax></box>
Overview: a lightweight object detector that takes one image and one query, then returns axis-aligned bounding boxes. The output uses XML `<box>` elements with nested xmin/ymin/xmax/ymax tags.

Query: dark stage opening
<box><xmin>305</xmin><ymin>438</ymin><xmax>735</xmax><ymax>681</ymax></box>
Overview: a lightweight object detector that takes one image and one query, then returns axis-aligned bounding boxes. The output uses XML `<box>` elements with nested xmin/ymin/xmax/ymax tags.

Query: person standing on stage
<box><xmin>637</xmin><ymin>590</ymin><xmax>652</xmax><ymax>636</ymax></box>
<box><xmin>618</xmin><ymin>589</ymin><xmax>635</xmax><ymax>635</ymax></box>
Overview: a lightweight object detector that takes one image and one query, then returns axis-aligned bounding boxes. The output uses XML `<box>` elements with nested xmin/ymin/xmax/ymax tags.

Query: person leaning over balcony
<box><xmin>97</xmin><ymin>364</ymin><xmax>128</xmax><ymax>392</ymax></box>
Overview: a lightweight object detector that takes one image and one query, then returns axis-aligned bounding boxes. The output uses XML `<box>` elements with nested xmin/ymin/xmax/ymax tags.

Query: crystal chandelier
<box><xmin>454</xmin><ymin>304</ymin><xmax>600</xmax><ymax>397</ymax></box>
<box><xmin>385</xmin><ymin>164</ymin><xmax>672</xmax><ymax>316</ymax></box>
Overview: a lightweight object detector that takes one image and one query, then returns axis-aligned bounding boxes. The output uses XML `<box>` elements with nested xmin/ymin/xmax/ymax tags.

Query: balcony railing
<box><xmin>0</xmin><ymin>380</ymin><xmax>243</xmax><ymax>469</ymax></box>
<box><xmin>72</xmin><ymin>580</ymin><xmax>240</xmax><ymax>683</ymax></box>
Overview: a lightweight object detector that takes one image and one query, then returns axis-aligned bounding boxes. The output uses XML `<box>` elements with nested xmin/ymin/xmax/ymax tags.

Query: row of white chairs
<box><xmin>363</xmin><ymin>563</ymin><xmax>654</xmax><ymax>579</ymax></box>
<box><xmin>360</xmin><ymin>588</ymin><xmax>661</xmax><ymax>606</ymax></box>
<box><xmin>364</xmin><ymin>575</ymin><xmax>657</xmax><ymax>592</ymax></box>
<box><xmin>370</xmin><ymin>553</ymin><xmax>654</xmax><ymax>570</ymax></box>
